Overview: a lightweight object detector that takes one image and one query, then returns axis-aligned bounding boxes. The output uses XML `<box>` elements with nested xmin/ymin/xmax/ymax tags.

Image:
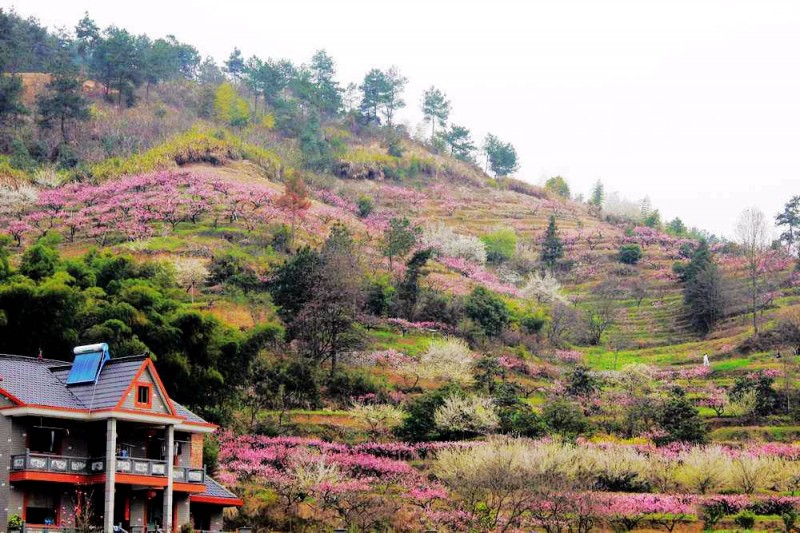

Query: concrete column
<box><xmin>163</xmin><ymin>425</ymin><xmax>174</xmax><ymax>532</ymax></box>
<box><xmin>104</xmin><ymin>418</ymin><xmax>117</xmax><ymax>533</ymax></box>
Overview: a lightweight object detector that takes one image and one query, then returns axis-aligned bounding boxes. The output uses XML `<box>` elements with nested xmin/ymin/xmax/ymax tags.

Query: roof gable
<box><xmin>116</xmin><ymin>360</ymin><xmax>174</xmax><ymax>416</ymax></box>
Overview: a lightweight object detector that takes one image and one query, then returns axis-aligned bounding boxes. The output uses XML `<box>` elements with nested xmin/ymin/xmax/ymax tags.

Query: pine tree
<box><xmin>540</xmin><ymin>215</ymin><xmax>564</xmax><ymax>269</ymax></box>
<box><xmin>36</xmin><ymin>33</ymin><xmax>90</xmax><ymax>145</ymax></box>
<box><xmin>421</xmin><ymin>86</ymin><xmax>450</xmax><ymax>139</ymax></box>
<box><xmin>590</xmin><ymin>180</ymin><xmax>604</xmax><ymax>208</ymax></box>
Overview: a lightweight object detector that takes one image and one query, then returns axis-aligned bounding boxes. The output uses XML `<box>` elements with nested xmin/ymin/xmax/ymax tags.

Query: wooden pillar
<box><xmin>163</xmin><ymin>425</ymin><xmax>174</xmax><ymax>532</ymax></box>
<box><xmin>104</xmin><ymin>418</ymin><xmax>117</xmax><ymax>533</ymax></box>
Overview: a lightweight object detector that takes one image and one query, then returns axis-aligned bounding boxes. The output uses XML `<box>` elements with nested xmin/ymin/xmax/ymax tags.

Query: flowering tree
<box><xmin>433</xmin><ymin>395</ymin><xmax>499</xmax><ymax>436</ymax></box>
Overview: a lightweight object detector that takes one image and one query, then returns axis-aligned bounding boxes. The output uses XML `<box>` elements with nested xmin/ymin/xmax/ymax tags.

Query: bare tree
<box><xmin>735</xmin><ymin>208</ymin><xmax>770</xmax><ymax>338</ymax></box>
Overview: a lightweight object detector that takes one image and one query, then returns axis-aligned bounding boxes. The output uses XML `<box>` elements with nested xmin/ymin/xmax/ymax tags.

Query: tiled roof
<box><xmin>51</xmin><ymin>356</ymin><xmax>146</xmax><ymax>410</ymax></box>
<box><xmin>0</xmin><ymin>353</ymin><xmax>207</xmax><ymax>425</ymax></box>
<box><xmin>199</xmin><ymin>476</ymin><xmax>240</xmax><ymax>500</ymax></box>
<box><xmin>173</xmin><ymin>401</ymin><xmax>208</xmax><ymax>424</ymax></box>
<box><xmin>0</xmin><ymin>355</ymin><xmax>83</xmax><ymax>409</ymax></box>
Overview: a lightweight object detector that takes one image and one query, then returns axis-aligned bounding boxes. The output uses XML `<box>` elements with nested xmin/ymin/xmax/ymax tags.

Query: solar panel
<box><xmin>66</xmin><ymin>343</ymin><xmax>110</xmax><ymax>385</ymax></box>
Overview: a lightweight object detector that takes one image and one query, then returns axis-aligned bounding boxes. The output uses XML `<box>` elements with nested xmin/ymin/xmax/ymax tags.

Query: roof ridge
<box><xmin>105</xmin><ymin>354</ymin><xmax>149</xmax><ymax>364</ymax></box>
<box><xmin>0</xmin><ymin>353</ymin><xmax>70</xmax><ymax>365</ymax></box>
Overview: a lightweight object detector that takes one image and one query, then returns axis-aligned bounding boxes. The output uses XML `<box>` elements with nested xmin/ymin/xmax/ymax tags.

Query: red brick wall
<box><xmin>190</xmin><ymin>434</ymin><xmax>204</xmax><ymax>468</ymax></box>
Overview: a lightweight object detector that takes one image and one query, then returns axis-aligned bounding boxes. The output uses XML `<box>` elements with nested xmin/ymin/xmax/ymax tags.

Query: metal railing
<box><xmin>10</xmin><ymin>452</ymin><xmax>92</xmax><ymax>474</ymax></box>
<box><xmin>11</xmin><ymin>452</ymin><xmax>204</xmax><ymax>483</ymax></box>
<box><xmin>115</xmin><ymin>456</ymin><xmax>167</xmax><ymax>477</ymax></box>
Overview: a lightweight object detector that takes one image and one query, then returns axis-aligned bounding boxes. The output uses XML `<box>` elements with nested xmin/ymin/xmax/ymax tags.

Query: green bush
<box><xmin>465</xmin><ymin>286</ymin><xmax>510</xmax><ymax>337</ymax></box>
<box><xmin>618</xmin><ymin>244</ymin><xmax>643</xmax><ymax>265</ymax></box>
<box><xmin>733</xmin><ymin>510</ymin><xmax>756</xmax><ymax>530</ymax></box>
<box><xmin>542</xmin><ymin>399</ymin><xmax>591</xmax><ymax>439</ymax></box>
<box><xmin>356</xmin><ymin>195</ymin><xmax>375</xmax><ymax>218</ymax></box>
<box><xmin>480</xmin><ymin>228</ymin><xmax>517</xmax><ymax>263</ymax></box>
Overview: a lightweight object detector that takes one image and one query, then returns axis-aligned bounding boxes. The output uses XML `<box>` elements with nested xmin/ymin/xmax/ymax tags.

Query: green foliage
<box><xmin>87</xmin><ymin>128</ymin><xmax>281</xmax><ymax>181</ymax></box>
<box><xmin>465</xmin><ymin>286</ymin><xmax>510</xmax><ymax>337</ymax></box>
<box><xmin>590</xmin><ymin>180</ymin><xmax>604</xmax><ymax>208</ymax></box>
<box><xmin>209</xmin><ymin>251</ymin><xmax>262</xmax><ymax>292</ymax></box>
<box><xmin>382</xmin><ymin>217</ymin><xmax>419</xmax><ymax>273</ymax></box>
<box><xmin>542</xmin><ymin>399</ymin><xmax>591</xmax><ymax>439</ymax></box>
<box><xmin>421</xmin><ymin>86</ymin><xmax>450</xmax><ymax>138</ymax></box>
<box><xmin>36</xmin><ymin>33</ymin><xmax>91</xmax><ymax>145</ymax></box>
<box><xmin>397</xmin><ymin>383</ymin><xmax>462</xmax><ymax>442</ymax></box>
<box><xmin>498</xmin><ymin>404</ymin><xmax>547</xmax><ymax>438</ymax></box>
<box><xmin>730</xmin><ymin>370</ymin><xmax>780</xmax><ymax>417</ymax></box>
<box><xmin>565</xmin><ymin>364</ymin><xmax>600</xmax><ymax>398</ymax></box>
<box><xmin>356</xmin><ymin>195</ymin><xmax>374</xmax><ymax>218</ymax></box>
<box><xmin>519</xmin><ymin>310</ymin><xmax>546</xmax><ymax>335</ymax></box>
<box><xmin>618</xmin><ymin>244</ymin><xmax>643</xmax><ymax>265</ymax></box>
<box><xmin>365</xmin><ymin>275</ymin><xmax>395</xmax><ymax>316</ymax></box>
<box><xmin>540</xmin><ymin>215</ymin><xmax>564</xmax><ymax>268</ymax></box>
<box><xmin>544</xmin><ymin>176</ymin><xmax>570</xmax><ymax>199</ymax></box>
<box><xmin>0</xmin><ymin>74</ymin><xmax>26</xmax><ymax>131</ymax></box>
<box><xmin>214</xmin><ymin>82</ymin><xmax>250</xmax><ymax>126</ymax></box>
<box><xmin>643</xmin><ymin>209</ymin><xmax>661</xmax><ymax>228</ymax></box>
<box><xmin>359</xmin><ymin>66</ymin><xmax>407</xmax><ymax>125</ymax></box>
<box><xmin>480</xmin><ymin>227</ymin><xmax>517</xmax><ymax>263</ymax></box>
<box><xmin>666</xmin><ymin>217</ymin><xmax>687</xmax><ymax>236</ymax></box>
<box><xmin>655</xmin><ymin>387</ymin><xmax>707</xmax><ymax>444</ymax></box>
<box><xmin>483</xmin><ymin>133</ymin><xmax>518</xmax><ymax>176</ymax></box>
<box><xmin>733</xmin><ymin>510</ymin><xmax>756</xmax><ymax>530</ymax></box>
<box><xmin>268</xmin><ymin>247</ymin><xmax>322</xmax><ymax>322</ymax></box>
<box><xmin>20</xmin><ymin>243</ymin><xmax>60</xmax><ymax>281</ymax></box>
<box><xmin>325</xmin><ymin>368</ymin><xmax>383</xmax><ymax>407</ymax></box>
<box><xmin>777</xmin><ymin>195</ymin><xmax>800</xmax><ymax>258</ymax></box>
<box><xmin>443</xmin><ymin>124</ymin><xmax>476</xmax><ymax>162</ymax></box>
<box><xmin>681</xmin><ymin>240</ymin><xmax>724</xmax><ymax>334</ymax></box>
<box><xmin>7</xmin><ymin>515</ymin><xmax>23</xmax><ymax>530</ymax></box>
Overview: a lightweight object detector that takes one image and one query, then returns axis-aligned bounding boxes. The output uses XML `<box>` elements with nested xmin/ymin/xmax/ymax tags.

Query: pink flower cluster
<box><xmin>438</xmin><ymin>255</ymin><xmax>522</xmax><ymax>297</ymax></box>
<box><xmin>2</xmin><ymin>171</ymin><xmax>296</xmax><ymax>246</ymax></box>
<box><xmin>385</xmin><ymin>317</ymin><xmax>452</xmax><ymax>332</ymax></box>
<box><xmin>554</xmin><ymin>350</ymin><xmax>584</xmax><ymax>363</ymax></box>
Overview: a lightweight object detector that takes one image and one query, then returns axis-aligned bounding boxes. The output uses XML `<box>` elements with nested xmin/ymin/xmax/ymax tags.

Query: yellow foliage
<box><xmin>87</xmin><ymin>127</ymin><xmax>282</xmax><ymax>181</ymax></box>
<box><xmin>260</xmin><ymin>114</ymin><xmax>276</xmax><ymax>130</ymax></box>
<box><xmin>214</xmin><ymin>82</ymin><xmax>250</xmax><ymax>127</ymax></box>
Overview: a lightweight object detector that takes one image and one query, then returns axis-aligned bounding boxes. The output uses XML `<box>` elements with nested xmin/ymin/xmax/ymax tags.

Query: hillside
<box><xmin>2</xmin><ymin>8</ymin><xmax>800</xmax><ymax>530</ymax></box>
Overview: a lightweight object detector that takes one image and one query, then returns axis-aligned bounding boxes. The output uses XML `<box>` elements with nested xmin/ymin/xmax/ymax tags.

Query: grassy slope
<box><xmin>11</xmin><ymin>79</ymin><xmax>800</xmax><ymax>442</ymax></box>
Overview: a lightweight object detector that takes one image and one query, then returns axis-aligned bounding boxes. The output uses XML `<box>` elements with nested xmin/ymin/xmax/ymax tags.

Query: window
<box><xmin>25</xmin><ymin>491</ymin><xmax>58</xmax><ymax>525</ymax></box>
<box><xmin>135</xmin><ymin>383</ymin><xmax>152</xmax><ymax>409</ymax></box>
<box><xmin>28</xmin><ymin>428</ymin><xmax>62</xmax><ymax>454</ymax></box>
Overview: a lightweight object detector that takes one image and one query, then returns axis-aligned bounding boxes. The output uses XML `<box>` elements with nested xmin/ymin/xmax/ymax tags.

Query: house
<box><xmin>0</xmin><ymin>344</ymin><xmax>242</xmax><ymax>533</ymax></box>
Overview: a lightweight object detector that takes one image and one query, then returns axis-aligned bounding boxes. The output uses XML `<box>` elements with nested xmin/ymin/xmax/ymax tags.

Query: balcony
<box><xmin>10</xmin><ymin>453</ymin><xmax>205</xmax><ymax>485</ymax></box>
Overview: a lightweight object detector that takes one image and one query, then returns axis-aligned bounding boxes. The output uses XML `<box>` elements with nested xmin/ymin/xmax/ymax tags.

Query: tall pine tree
<box><xmin>540</xmin><ymin>215</ymin><xmax>564</xmax><ymax>269</ymax></box>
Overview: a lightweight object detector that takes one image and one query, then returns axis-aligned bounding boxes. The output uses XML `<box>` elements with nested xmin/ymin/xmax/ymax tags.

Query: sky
<box><xmin>3</xmin><ymin>0</ymin><xmax>799</xmax><ymax>238</ymax></box>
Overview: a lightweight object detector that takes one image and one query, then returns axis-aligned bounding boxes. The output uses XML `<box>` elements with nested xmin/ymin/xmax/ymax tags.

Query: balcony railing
<box><xmin>11</xmin><ymin>452</ymin><xmax>204</xmax><ymax>483</ymax></box>
<box><xmin>11</xmin><ymin>452</ymin><xmax>93</xmax><ymax>474</ymax></box>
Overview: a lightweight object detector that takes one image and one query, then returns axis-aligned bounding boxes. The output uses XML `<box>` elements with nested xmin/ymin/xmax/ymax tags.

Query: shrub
<box><xmin>397</xmin><ymin>383</ymin><xmax>462</xmax><ymax>441</ymax></box>
<box><xmin>434</xmin><ymin>394</ymin><xmax>500</xmax><ymax>437</ymax></box>
<box><xmin>498</xmin><ymin>405</ymin><xmax>547</xmax><ymax>438</ymax></box>
<box><xmin>350</xmin><ymin>403</ymin><xmax>406</xmax><ymax>436</ymax></box>
<box><xmin>542</xmin><ymin>399</ymin><xmax>591</xmax><ymax>439</ymax></box>
<box><xmin>465</xmin><ymin>286</ymin><xmax>510</xmax><ymax>337</ymax></box>
<box><xmin>20</xmin><ymin>243</ymin><xmax>60</xmax><ymax>281</ymax></box>
<box><xmin>618</xmin><ymin>244</ymin><xmax>643</xmax><ymax>265</ymax></box>
<box><xmin>406</xmin><ymin>338</ymin><xmax>475</xmax><ymax>385</ymax></box>
<box><xmin>520</xmin><ymin>311</ymin><xmax>547</xmax><ymax>335</ymax></box>
<box><xmin>733</xmin><ymin>510</ymin><xmax>756</xmax><ymax>530</ymax></box>
<box><xmin>480</xmin><ymin>227</ymin><xmax>517</xmax><ymax>263</ymax></box>
<box><xmin>325</xmin><ymin>369</ymin><xmax>385</xmax><ymax>407</ymax></box>
<box><xmin>544</xmin><ymin>176</ymin><xmax>570</xmax><ymax>198</ymax></box>
<box><xmin>356</xmin><ymin>195</ymin><xmax>374</xmax><ymax>218</ymax></box>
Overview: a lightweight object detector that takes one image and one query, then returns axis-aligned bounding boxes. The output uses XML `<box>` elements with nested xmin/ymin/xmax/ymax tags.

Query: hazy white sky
<box><xmin>4</xmin><ymin>0</ymin><xmax>799</xmax><ymax>237</ymax></box>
